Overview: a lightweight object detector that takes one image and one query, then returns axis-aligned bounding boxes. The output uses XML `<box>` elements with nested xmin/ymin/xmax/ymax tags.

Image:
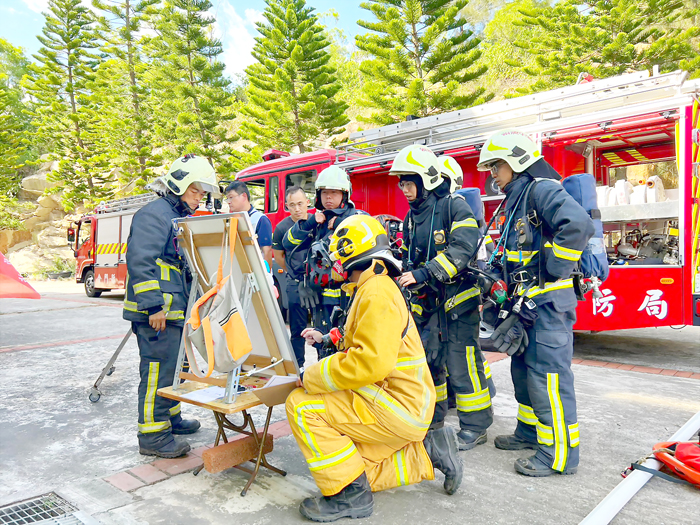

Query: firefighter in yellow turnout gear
<box><xmin>286</xmin><ymin>215</ymin><xmax>462</xmax><ymax>522</ymax></box>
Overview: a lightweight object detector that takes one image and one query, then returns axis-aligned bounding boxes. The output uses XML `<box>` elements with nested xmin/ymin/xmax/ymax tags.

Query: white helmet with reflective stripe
<box><xmin>315</xmin><ymin>165</ymin><xmax>352</xmax><ymax>209</ymax></box>
<box><xmin>477</xmin><ymin>129</ymin><xmax>541</xmax><ymax>173</ymax></box>
<box><xmin>437</xmin><ymin>155</ymin><xmax>463</xmax><ymax>193</ymax></box>
<box><xmin>163</xmin><ymin>154</ymin><xmax>221</xmax><ymax>198</ymax></box>
<box><xmin>389</xmin><ymin>144</ymin><xmax>443</xmax><ymax>191</ymax></box>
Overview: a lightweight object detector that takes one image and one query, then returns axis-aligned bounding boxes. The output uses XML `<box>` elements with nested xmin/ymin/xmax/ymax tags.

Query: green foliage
<box><xmin>91</xmin><ymin>0</ymin><xmax>162</xmax><ymax>193</ymax></box>
<box><xmin>0</xmin><ymin>196</ymin><xmax>32</xmax><ymax>230</ymax></box>
<box><xmin>240</xmin><ymin>0</ymin><xmax>349</xmax><ymax>154</ymax></box>
<box><xmin>0</xmin><ymin>39</ymin><xmax>36</xmax><ymax>196</ymax></box>
<box><xmin>150</xmin><ymin>0</ymin><xmax>238</xmax><ymax>176</ymax></box>
<box><xmin>356</xmin><ymin>0</ymin><xmax>491</xmax><ymax>125</ymax></box>
<box><xmin>516</xmin><ymin>0</ymin><xmax>700</xmax><ymax>92</ymax></box>
<box><xmin>22</xmin><ymin>0</ymin><xmax>113</xmax><ymax>211</ymax></box>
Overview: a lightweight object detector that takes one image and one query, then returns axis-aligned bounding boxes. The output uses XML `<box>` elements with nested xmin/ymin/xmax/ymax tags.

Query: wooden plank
<box><xmin>192</xmin><ymin>232</ymin><xmax>225</xmax><ymax>247</ymax></box>
<box><xmin>244</xmin><ymin>355</ymin><xmax>297</xmax><ymax>375</ymax></box>
<box><xmin>179</xmin><ymin>224</ymin><xmax>211</xmax><ymax>292</ymax></box>
<box><xmin>179</xmin><ymin>372</ymin><xmax>227</xmax><ymax>387</ymax></box>
<box><xmin>233</xmin><ymin>236</ymin><xmax>287</xmax><ymax>376</ymax></box>
<box><xmin>158</xmin><ymin>376</ymin><xmax>268</xmax><ymax>414</ymax></box>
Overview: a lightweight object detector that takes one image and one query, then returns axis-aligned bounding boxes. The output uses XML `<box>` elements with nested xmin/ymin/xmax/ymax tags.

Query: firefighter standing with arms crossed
<box><xmin>123</xmin><ymin>154</ymin><xmax>220</xmax><ymax>458</ymax></box>
<box><xmin>477</xmin><ymin>129</ymin><xmax>594</xmax><ymax>476</ymax></box>
<box><xmin>286</xmin><ymin>215</ymin><xmax>451</xmax><ymax>522</ymax></box>
<box><xmin>391</xmin><ymin>145</ymin><xmax>493</xmax><ymax>467</ymax></box>
<box><xmin>282</xmin><ymin>166</ymin><xmax>361</xmax><ymax>342</ymax></box>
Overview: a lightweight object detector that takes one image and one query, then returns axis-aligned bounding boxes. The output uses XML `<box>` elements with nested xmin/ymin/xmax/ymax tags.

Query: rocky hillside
<box><xmin>3</xmin><ymin>156</ymin><xmax>85</xmax><ymax>277</ymax></box>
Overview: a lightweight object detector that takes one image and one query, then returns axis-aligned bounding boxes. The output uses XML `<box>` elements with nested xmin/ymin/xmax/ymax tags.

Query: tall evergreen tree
<box><xmin>240</xmin><ymin>0</ymin><xmax>349</xmax><ymax>154</ymax></box>
<box><xmin>515</xmin><ymin>0</ymin><xmax>700</xmax><ymax>92</ymax></box>
<box><xmin>92</xmin><ymin>0</ymin><xmax>161</xmax><ymax>192</ymax></box>
<box><xmin>151</xmin><ymin>0</ymin><xmax>237</xmax><ymax>174</ymax></box>
<box><xmin>356</xmin><ymin>0</ymin><xmax>490</xmax><ymax>126</ymax></box>
<box><xmin>23</xmin><ymin>0</ymin><xmax>112</xmax><ymax>209</ymax></box>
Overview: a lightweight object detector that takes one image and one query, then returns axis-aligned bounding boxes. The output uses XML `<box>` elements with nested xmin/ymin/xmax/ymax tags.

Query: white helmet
<box><xmin>477</xmin><ymin>129</ymin><xmax>541</xmax><ymax>173</ymax></box>
<box><xmin>163</xmin><ymin>154</ymin><xmax>222</xmax><ymax>198</ymax></box>
<box><xmin>389</xmin><ymin>144</ymin><xmax>443</xmax><ymax>191</ymax></box>
<box><xmin>315</xmin><ymin>165</ymin><xmax>352</xmax><ymax>209</ymax></box>
<box><xmin>437</xmin><ymin>155</ymin><xmax>463</xmax><ymax>193</ymax></box>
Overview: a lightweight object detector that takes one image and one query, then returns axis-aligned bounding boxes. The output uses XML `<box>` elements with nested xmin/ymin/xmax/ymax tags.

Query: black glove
<box><xmin>490</xmin><ymin>314</ymin><xmax>529</xmax><ymax>356</ymax></box>
<box><xmin>298</xmin><ymin>281</ymin><xmax>319</xmax><ymax>310</ymax></box>
<box><xmin>425</xmin><ymin>340</ymin><xmax>448</xmax><ymax>369</ymax></box>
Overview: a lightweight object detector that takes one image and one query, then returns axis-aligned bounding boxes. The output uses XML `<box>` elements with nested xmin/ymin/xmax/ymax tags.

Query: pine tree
<box><xmin>23</xmin><ymin>0</ymin><xmax>112</xmax><ymax>210</ymax></box>
<box><xmin>150</xmin><ymin>0</ymin><xmax>237</xmax><ymax>174</ymax></box>
<box><xmin>240</xmin><ymin>0</ymin><xmax>349</xmax><ymax>154</ymax></box>
<box><xmin>356</xmin><ymin>0</ymin><xmax>490</xmax><ymax>126</ymax></box>
<box><xmin>515</xmin><ymin>0</ymin><xmax>700</xmax><ymax>92</ymax></box>
<box><xmin>91</xmin><ymin>0</ymin><xmax>161</xmax><ymax>192</ymax></box>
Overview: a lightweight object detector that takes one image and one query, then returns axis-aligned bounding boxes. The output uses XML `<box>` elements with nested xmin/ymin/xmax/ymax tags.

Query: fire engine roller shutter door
<box><xmin>95</xmin><ymin>216</ymin><xmax>120</xmax><ymax>288</ymax></box>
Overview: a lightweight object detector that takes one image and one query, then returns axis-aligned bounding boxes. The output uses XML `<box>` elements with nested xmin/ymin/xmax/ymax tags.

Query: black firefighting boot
<box><xmin>514</xmin><ymin>454</ymin><xmax>578</xmax><ymax>477</ymax></box>
<box><xmin>171</xmin><ymin>417</ymin><xmax>201</xmax><ymax>435</ymax></box>
<box><xmin>299</xmin><ymin>472</ymin><xmax>374</xmax><ymax>522</ymax></box>
<box><xmin>456</xmin><ymin>429</ymin><xmax>487</xmax><ymax>451</ymax></box>
<box><xmin>494</xmin><ymin>434</ymin><xmax>538</xmax><ymax>451</ymax></box>
<box><xmin>139</xmin><ymin>432</ymin><xmax>191</xmax><ymax>459</ymax></box>
<box><xmin>423</xmin><ymin>427</ymin><xmax>463</xmax><ymax>495</ymax></box>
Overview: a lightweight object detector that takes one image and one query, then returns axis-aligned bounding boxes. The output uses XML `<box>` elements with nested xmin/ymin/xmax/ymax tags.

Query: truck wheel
<box><xmin>485</xmin><ymin>176</ymin><xmax>501</xmax><ymax>197</ymax></box>
<box><xmin>84</xmin><ymin>269</ymin><xmax>102</xmax><ymax>298</ymax></box>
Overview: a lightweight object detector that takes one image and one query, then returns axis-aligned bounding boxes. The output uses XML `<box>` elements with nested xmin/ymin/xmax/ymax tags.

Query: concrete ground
<box><xmin>1</xmin><ymin>280</ymin><xmax>699</xmax><ymax>524</ymax></box>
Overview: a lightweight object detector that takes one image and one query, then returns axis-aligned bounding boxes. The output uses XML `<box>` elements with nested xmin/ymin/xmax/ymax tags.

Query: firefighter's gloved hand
<box><xmin>298</xmin><ymin>282</ymin><xmax>319</xmax><ymax>310</ymax></box>
<box><xmin>490</xmin><ymin>315</ymin><xmax>528</xmax><ymax>356</ymax></box>
<box><xmin>426</xmin><ymin>343</ymin><xmax>448</xmax><ymax>369</ymax></box>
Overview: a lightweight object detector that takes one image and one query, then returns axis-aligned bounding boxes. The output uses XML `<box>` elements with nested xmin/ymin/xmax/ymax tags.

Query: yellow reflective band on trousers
<box><xmin>551</xmin><ymin>242</ymin><xmax>582</xmax><ymax>262</ymax></box>
<box><xmin>434</xmin><ymin>253</ymin><xmax>457</xmax><ymax>279</ymax></box>
<box><xmin>523</xmin><ymin>279</ymin><xmax>574</xmax><ymax>298</ymax></box>
<box><xmin>134</xmin><ymin>279</ymin><xmax>160</xmax><ymax>294</ymax></box>
<box><xmin>169</xmin><ymin>403</ymin><xmax>181</xmax><ymax>417</ymax></box>
<box><xmin>295</xmin><ymin>400</ymin><xmax>327</xmax><ymax>458</ymax></box>
<box><xmin>393</xmin><ymin>447</ymin><xmax>409</xmax><ymax>486</ymax></box>
<box><xmin>139</xmin><ymin>362</ymin><xmax>171</xmax><ymax>434</ymax></box>
<box><xmin>450</xmin><ymin>218</ymin><xmax>478</xmax><ymax>232</ymax></box>
<box><xmin>569</xmin><ymin>422</ymin><xmax>580</xmax><ymax>448</ymax></box>
<box><xmin>456</xmin><ymin>388</ymin><xmax>491</xmax><ymax>412</ymax></box>
<box><xmin>434</xmin><ymin>382</ymin><xmax>448</xmax><ymax>403</ymax></box>
<box><xmin>517</xmin><ymin>404</ymin><xmax>538</xmax><ymax>426</ymax></box>
<box><xmin>320</xmin><ymin>356</ymin><xmax>340</xmax><ymax>392</ymax></box>
<box><xmin>547</xmin><ymin>373</ymin><xmax>568</xmax><ymax>471</ymax></box>
<box><xmin>322</xmin><ymin>289</ymin><xmax>341</xmax><ymax>298</ymax></box>
<box><xmin>536</xmin><ymin>421</ymin><xmax>554</xmax><ymax>446</ymax></box>
<box><xmin>287</xmin><ymin>229</ymin><xmax>302</xmax><ymax>245</ymax></box>
<box><xmin>483</xmin><ymin>358</ymin><xmax>492</xmax><ymax>379</ymax></box>
<box><xmin>445</xmin><ymin>286</ymin><xmax>480</xmax><ymax>312</ymax></box>
<box><xmin>307</xmin><ymin>441</ymin><xmax>359</xmax><ymax>472</ymax></box>
<box><xmin>355</xmin><ymin>385</ymin><xmax>430</xmax><ymax>431</ymax></box>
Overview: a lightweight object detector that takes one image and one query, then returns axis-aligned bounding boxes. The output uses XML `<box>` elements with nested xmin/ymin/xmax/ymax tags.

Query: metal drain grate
<box><xmin>0</xmin><ymin>492</ymin><xmax>80</xmax><ymax>524</ymax></box>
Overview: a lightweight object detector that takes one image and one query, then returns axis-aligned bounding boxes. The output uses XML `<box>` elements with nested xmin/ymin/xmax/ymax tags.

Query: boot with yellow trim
<box><xmin>514</xmin><ymin>454</ymin><xmax>578</xmax><ymax>477</ymax></box>
<box><xmin>299</xmin><ymin>472</ymin><xmax>374</xmax><ymax>522</ymax></box>
<box><xmin>423</xmin><ymin>427</ymin><xmax>463</xmax><ymax>495</ymax></box>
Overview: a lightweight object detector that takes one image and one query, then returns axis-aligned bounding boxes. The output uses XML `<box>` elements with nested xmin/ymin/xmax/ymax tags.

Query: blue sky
<box><xmin>0</xmin><ymin>0</ymin><xmax>368</xmax><ymax>79</ymax></box>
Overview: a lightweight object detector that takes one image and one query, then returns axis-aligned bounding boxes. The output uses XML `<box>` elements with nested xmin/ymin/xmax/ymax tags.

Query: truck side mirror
<box><xmin>67</xmin><ymin>227</ymin><xmax>76</xmax><ymax>243</ymax></box>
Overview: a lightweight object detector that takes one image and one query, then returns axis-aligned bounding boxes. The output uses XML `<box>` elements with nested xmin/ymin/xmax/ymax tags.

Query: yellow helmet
<box><xmin>328</xmin><ymin>215</ymin><xmax>401</xmax><ymax>274</ymax></box>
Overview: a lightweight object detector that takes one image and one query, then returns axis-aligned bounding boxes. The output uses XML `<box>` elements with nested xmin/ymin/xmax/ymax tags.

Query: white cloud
<box><xmin>213</xmin><ymin>1</ymin><xmax>263</xmax><ymax>78</ymax></box>
<box><xmin>21</xmin><ymin>0</ymin><xmax>48</xmax><ymax>13</ymax></box>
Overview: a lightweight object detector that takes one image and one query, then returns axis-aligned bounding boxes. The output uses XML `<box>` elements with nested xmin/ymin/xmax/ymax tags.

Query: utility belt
<box><xmin>508</xmin><ymin>266</ymin><xmax>583</xmax><ymax>301</ymax></box>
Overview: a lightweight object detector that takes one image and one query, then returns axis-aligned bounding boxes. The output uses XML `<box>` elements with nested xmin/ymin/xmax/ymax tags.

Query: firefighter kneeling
<box><xmin>286</xmin><ymin>215</ymin><xmax>462</xmax><ymax>522</ymax></box>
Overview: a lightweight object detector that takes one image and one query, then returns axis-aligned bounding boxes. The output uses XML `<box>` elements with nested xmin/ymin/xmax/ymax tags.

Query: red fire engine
<box><xmin>236</xmin><ymin>69</ymin><xmax>700</xmax><ymax>329</ymax></box>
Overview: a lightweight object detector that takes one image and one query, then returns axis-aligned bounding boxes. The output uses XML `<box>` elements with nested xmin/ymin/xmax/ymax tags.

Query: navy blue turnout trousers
<box><xmin>134</xmin><ymin>322</ymin><xmax>184</xmax><ymax>448</ymax></box>
<box><xmin>286</xmin><ymin>280</ymin><xmax>309</xmax><ymax>368</ymax></box>
<box><xmin>510</xmin><ymin>301</ymin><xmax>579</xmax><ymax>471</ymax></box>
